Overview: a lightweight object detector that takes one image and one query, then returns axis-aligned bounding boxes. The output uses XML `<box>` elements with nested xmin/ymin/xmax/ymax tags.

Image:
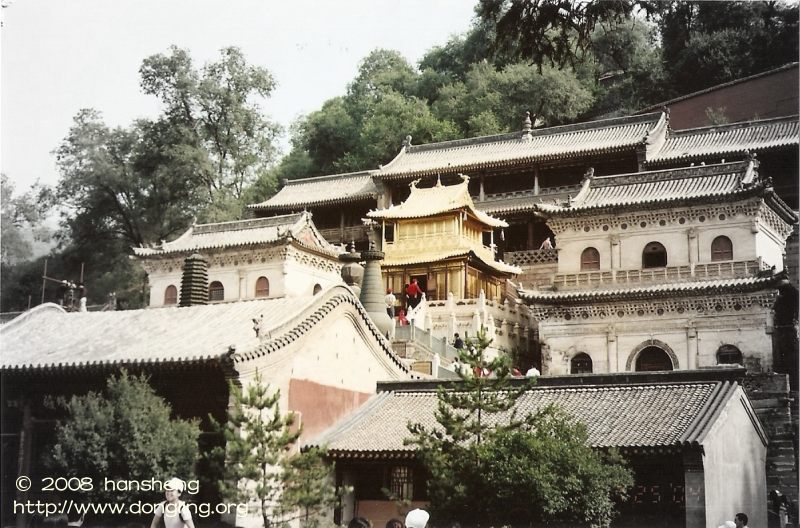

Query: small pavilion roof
<box><xmin>367</xmin><ymin>176</ymin><xmax>507</xmax><ymax>228</ymax></box>
<box><xmin>535</xmin><ymin>160</ymin><xmax>796</xmax><ymax>220</ymax></box>
<box><xmin>308</xmin><ymin>378</ymin><xmax>753</xmax><ymax>457</ymax></box>
<box><xmin>376</xmin><ymin>112</ymin><xmax>667</xmax><ymax>179</ymax></box>
<box><xmin>249</xmin><ymin>171</ymin><xmax>378</xmax><ymax>212</ymax></box>
<box><xmin>132</xmin><ymin>212</ymin><xmax>337</xmax><ymax>258</ymax></box>
<box><xmin>647</xmin><ymin>115</ymin><xmax>799</xmax><ymax>166</ymax></box>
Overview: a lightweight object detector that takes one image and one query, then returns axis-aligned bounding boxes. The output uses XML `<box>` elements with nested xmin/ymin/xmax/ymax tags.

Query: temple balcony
<box><xmin>550</xmin><ymin>258</ymin><xmax>768</xmax><ymax>291</ymax></box>
<box><xmin>317</xmin><ymin>225</ymin><xmax>369</xmax><ymax>245</ymax></box>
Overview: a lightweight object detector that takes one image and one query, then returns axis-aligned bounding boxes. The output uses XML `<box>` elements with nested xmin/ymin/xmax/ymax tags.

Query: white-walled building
<box><xmin>520</xmin><ymin>158</ymin><xmax>796</xmax><ymax>376</ymax></box>
<box><xmin>132</xmin><ymin>212</ymin><xmax>343</xmax><ymax>307</ymax></box>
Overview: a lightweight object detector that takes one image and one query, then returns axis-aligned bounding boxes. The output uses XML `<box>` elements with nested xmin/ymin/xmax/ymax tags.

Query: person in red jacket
<box><xmin>405</xmin><ymin>278</ymin><xmax>424</xmax><ymax>309</ymax></box>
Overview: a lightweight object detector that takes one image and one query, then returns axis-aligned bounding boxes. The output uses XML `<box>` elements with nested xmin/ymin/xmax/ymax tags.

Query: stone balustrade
<box><xmin>551</xmin><ymin>259</ymin><xmax>766</xmax><ymax>290</ymax></box>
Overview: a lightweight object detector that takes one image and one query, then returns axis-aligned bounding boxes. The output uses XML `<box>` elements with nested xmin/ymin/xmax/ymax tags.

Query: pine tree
<box><xmin>210</xmin><ymin>370</ymin><xmax>340</xmax><ymax>528</ymax></box>
<box><xmin>407</xmin><ymin>329</ymin><xmax>632</xmax><ymax>527</ymax></box>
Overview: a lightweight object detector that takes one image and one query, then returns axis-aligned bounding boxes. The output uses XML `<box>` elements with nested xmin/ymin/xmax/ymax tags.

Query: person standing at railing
<box><xmin>385</xmin><ymin>288</ymin><xmax>396</xmax><ymax>318</ymax></box>
<box><xmin>453</xmin><ymin>333</ymin><xmax>464</xmax><ymax>349</ymax></box>
<box><xmin>406</xmin><ymin>278</ymin><xmax>424</xmax><ymax>309</ymax></box>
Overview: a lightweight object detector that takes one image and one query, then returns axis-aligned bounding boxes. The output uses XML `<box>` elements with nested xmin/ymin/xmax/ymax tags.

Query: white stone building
<box><xmin>519</xmin><ymin>158</ymin><xmax>796</xmax><ymax>376</ymax></box>
<box><xmin>132</xmin><ymin>212</ymin><xmax>343</xmax><ymax>307</ymax></box>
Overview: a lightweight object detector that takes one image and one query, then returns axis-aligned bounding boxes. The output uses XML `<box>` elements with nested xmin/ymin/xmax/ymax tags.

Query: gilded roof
<box><xmin>382</xmin><ymin>249</ymin><xmax>521</xmax><ymax>275</ymax></box>
<box><xmin>309</xmin><ymin>380</ymin><xmax>741</xmax><ymax>454</ymax></box>
<box><xmin>518</xmin><ymin>275</ymin><xmax>780</xmax><ymax>304</ymax></box>
<box><xmin>249</xmin><ymin>171</ymin><xmax>378</xmax><ymax>211</ymax></box>
<box><xmin>132</xmin><ymin>212</ymin><xmax>337</xmax><ymax>257</ymax></box>
<box><xmin>648</xmin><ymin>116</ymin><xmax>799</xmax><ymax>164</ymax></box>
<box><xmin>367</xmin><ymin>176</ymin><xmax>507</xmax><ymax>227</ymax></box>
<box><xmin>537</xmin><ymin>160</ymin><xmax>759</xmax><ymax>214</ymax></box>
<box><xmin>376</xmin><ymin>112</ymin><xmax>666</xmax><ymax>179</ymax></box>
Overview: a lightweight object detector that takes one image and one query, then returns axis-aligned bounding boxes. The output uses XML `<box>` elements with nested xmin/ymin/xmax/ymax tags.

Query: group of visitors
<box><xmin>385</xmin><ymin>278</ymin><xmax>425</xmax><ymax>325</ymax></box>
<box><xmin>349</xmin><ymin>509</ymin><xmax>429</xmax><ymax>528</ymax></box>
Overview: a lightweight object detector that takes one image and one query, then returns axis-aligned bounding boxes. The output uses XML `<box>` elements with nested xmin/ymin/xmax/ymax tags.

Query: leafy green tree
<box><xmin>210</xmin><ymin>371</ymin><xmax>339</xmax><ymax>528</ymax></box>
<box><xmin>0</xmin><ymin>174</ymin><xmax>49</xmax><ymax>266</ymax></box>
<box><xmin>140</xmin><ymin>46</ymin><xmax>281</xmax><ymax>206</ymax></box>
<box><xmin>47</xmin><ymin>371</ymin><xmax>200</xmax><ymax>505</ymax></box>
<box><xmin>476</xmin><ymin>0</ymin><xmax>644</xmax><ymax>71</ymax></box>
<box><xmin>434</xmin><ymin>61</ymin><xmax>593</xmax><ymax>134</ymax></box>
<box><xmin>51</xmin><ymin>109</ymin><xmax>204</xmax><ymax>249</ymax></box>
<box><xmin>407</xmin><ymin>330</ymin><xmax>632</xmax><ymax>527</ymax></box>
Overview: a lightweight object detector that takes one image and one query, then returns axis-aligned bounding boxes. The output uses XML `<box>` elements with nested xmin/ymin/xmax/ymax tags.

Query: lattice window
<box><xmin>208</xmin><ymin>281</ymin><xmax>225</xmax><ymax>302</ymax></box>
<box><xmin>389</xmin><ymin>466</ymin><xmax>414</xmax><ymax>500</ymax></box>
<box><xmin>255</xmin><ymin>277</ymin><xmax>270</xmax><ymax>298</ymax></box>
<box><xmin>711</xmin><ymin>236</ymin><xmax>733</xmax><ymax>262</ymax></box>
<box><xmin>580</xmin><ymin>247</ymin><xmax>600</xmax><ymax>271</ymax></box>
<box><xmin>164</xmin><ymin>285</ymin><xmax>178</xmax><ymax>305</ymax></box>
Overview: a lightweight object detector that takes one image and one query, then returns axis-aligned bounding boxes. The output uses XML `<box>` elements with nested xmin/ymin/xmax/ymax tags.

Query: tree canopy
<box><xmin>407</xmin><ymin>331</ymin><xmax>633</xmax><ymax>527</ymax></box>
<box><xmin>47</xmin><ymin>372</ymin><xmax>200</xmax><ymax>506</ymax></box>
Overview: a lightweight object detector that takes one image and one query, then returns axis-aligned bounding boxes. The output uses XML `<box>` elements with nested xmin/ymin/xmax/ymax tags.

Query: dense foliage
<box><xmin>47</xmin><ymin>372</ymin><xmax>200</xmax><ymax>505</ymax></box>
<box><xmin>407</xmin><ymin>331</ymin><xmax>633</xmax><ymax>527</ymax></box>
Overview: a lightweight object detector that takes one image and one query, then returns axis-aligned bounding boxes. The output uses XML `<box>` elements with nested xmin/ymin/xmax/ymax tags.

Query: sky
<box><xmin>1</xmin><ymin>0</ymin><xmax>477</xmax><ymax>193</ymax></box>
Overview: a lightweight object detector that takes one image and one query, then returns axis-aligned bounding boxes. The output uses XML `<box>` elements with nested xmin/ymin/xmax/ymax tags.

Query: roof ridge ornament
<box><xmin>410</xmin><ymin>178</ymin><xmax>421</xmax><ymax>189</ymax></box>
<box><xmin>402</xmin><ymin>135</ymin><xmax>413</xmax><ymax>149</ymax></box>
<box><xmin>435</xmin><ymin>174</ymin><xmax>442</xmax><ymax>187</ymax></box>
<box><xmin>521</xmin><ymin>111</ymin><xmax>533</xmax><ymax>142</ymax></box>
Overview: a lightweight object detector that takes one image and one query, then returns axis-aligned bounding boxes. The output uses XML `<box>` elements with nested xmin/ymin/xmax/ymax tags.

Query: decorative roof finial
<box><xmin>521</xmin><ymin>111</ymin><xmax>533</xmax><ymax>141</ymax></box>
<box><xmin>584</xmin><ymin>167</ymin><xmax>595</xmax><ymax>179</ymax></box>
<box><xmin>402</xmin><ymin>135</ymin><xmax>413</xmax><ymax>149</ymax></box>
<box><xmin>410</xmin><ymin>178</ymin><xmax>421</xmax><ymax>189</ymax></box>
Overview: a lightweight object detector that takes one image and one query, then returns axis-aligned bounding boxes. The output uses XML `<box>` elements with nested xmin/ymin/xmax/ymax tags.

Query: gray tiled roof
<box><xmin>0</xmin><ymin>286</ymin><xmax>410</xmax><ymax>374</ymax></box>
<box><xmin>648</xmin><ymin>116</ymin><xmax>799</xmax><ymax>165</ymax></box>
<box><xmin>132</xmin><ymin>212</ymin><xmax>337</xmax><ymax>257</ymax></box>
<box><xmin>249</xmin><ymin>171</ymin><xmax>378</xmax><ymax>211</ymax></box>
<box><xmin>309</xmin><ymin>380</ymin><xmax>740</xmax><ymax>454</ymax></box>
<box><xmin>376</xmin><ymin>113</ymin><xmax>666</xmax><ymax>179</ymax></box>
<box><xmin>518</xmin><ymin>276</ymin><xmax>780</xmax><ymax>304</ymax></box>
<box><xmin>0</xmin><ymin>297</ymin><xmax>313</xmax><ymax>369</ymax></box>
<box><xmin>538</xmin><ymin>161</ymin><xmax>758</xmax><ymax>214</ymax></box>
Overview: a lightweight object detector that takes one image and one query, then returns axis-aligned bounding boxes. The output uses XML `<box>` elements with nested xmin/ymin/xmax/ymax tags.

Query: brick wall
<box><xmin>743</xmin><ymin>373</ymin><xmax>798</xmax><ymax>520</ymax></box>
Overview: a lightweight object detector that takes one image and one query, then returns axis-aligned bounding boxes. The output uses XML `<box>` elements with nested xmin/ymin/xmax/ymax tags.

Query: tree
<box><xmin>407</xmin><ymin>330</ymin><xmax>632</xmax><ymax>527</ymax></box>
<box><xmin>140</xmin><ymin>46</ymin><xmax>281</xmax><ymax>205</ymax></box>
<box><xmin>476</xmin><ymin>0</ymin><xmax>645</xmax><ymax>71</ymax></box>
<box><xmin>210</xmin><ymin>371</ymin><xmax>340</xmax><ymax>528</ymax></box>
<box><xmin>51</xmin><ymin>109</ymin><xmax>204</xmax><ymax>249</ymax></box>
<box><xmin>47</xmin><ymin>371</ymin><xmax>200</xmax><ymax>505</ymax></box>
<box><xmin>1</xmin><ymin>174</ymin><xmax>49</xmax><ymax>266</ymax></box>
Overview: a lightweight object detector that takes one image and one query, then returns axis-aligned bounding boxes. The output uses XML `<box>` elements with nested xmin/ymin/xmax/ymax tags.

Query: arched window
<box><xmin>313</xmin><ymin>283</ymin><xmax>322</xmax><ymax>295</ymax></box>
<box><xmin>255</xmin><ymin>277</ymin><xmax>269</xmax><ymax>298</ymax></box>
<box><xmin>571</xmin><ymin>353</ymin><xmax>593</xmax><ymax>374</ymax></box>
<box><xmin>580</xmin><ymin>247</ymin><xmax>600</xmax><ymax>271</ymax></box>
<box><xmin>208</xmin><ymin>281</ymin><xmax>225</xmax><ymax>302</ymax></box>
<box><xmin>642</xmin><ymin>242</ymin><xmax>667</xmax><ymax>268</ymax></box>
<box><xmin>717</xmin><ymin>344</ymin><xmax>743</xmax><ymax>365</ymax></box>
<box><xmin>164</xmin><ymin>285</ymin><xmax>178</xmax><ymax>305</ymax></box>
<box><xmin>711</xmin><ymin>236</ymin><xmax>733</xmax><ymax>261</ymax></box>
<box><xmin>635</xmin><ymin>346</ymin><xmax>673</xmax><ymax>371</ymax></box>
